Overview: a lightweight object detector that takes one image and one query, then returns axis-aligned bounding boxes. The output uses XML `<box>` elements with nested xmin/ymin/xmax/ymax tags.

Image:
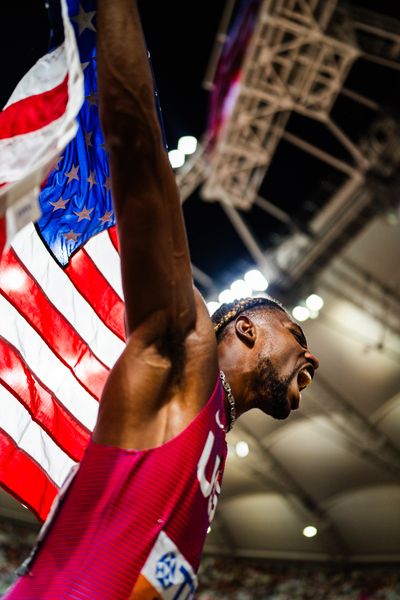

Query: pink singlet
<box><xmin>5</xmin><ymin>376</ymin><xmax>227</xmax><ymax>599</ymax></box>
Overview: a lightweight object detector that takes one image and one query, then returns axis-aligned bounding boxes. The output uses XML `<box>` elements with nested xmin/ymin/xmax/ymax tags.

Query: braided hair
<box><xmin>211</xmin><ymin>296</ymin><xmax>287</xmax><ymax>341</ymax></box>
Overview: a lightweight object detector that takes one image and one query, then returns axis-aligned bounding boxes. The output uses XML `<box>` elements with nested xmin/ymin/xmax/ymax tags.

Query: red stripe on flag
<box><xmin>66</xmin><ymin>246</ymin><xmax>126</xmax><ymax>341</ymax></box>
<box><xmin>0</xmin><ymin>75</ymin><xmax>69</xmax><ymax>139</ymax></box>
<box><xmin>0</xmin><ymin>338</ymin><xmax>89</xmax><ymax>461</ymax></box>
<box><xmin>0</xmin><ymin>217</ymin><xmax>6</xmax><ymax>258</ymax></box>
<box><xmin>0</xmin><ymin>249</ymin><xmax>109</xmax><ymax>398</ymax></box>
<box><xmin>108</xmin><ymin>226</ymin><xmax>120</xmax><ymax>252</ymax></box>
<box><xmin>0</xmin><ymin>429</ymin><xmax>58</xmax><ymax>522</ymax></box>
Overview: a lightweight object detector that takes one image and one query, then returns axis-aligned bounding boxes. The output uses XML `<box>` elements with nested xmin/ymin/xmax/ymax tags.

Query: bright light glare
<box><xmin>177</xmin><ymin>135</ymin><xmax>197</xmax><ymax>155</ymax></box>
<box><xmin>235</xmin><ymin>441</ymin><xmax>249</xmax><ymax>458</ymax></box>
<box><xmin>230</xmin><ymin>279</ymin><xmax>252</xmax><ymax>299</ymax></box>
<box><xmin>303</xmin><ymin>525</ymin><xmax>318</xmax><ymax>538</ymax></box>
<box><xmin>292</xmin><ymin>306</ymin><xmax>310</xmax><ymax>322</ymax></box>
<box><xmin>308</xmin><ymin>310</ymin><xmax>319</xmax><ymax>320</ymax></box>
<box><xmin>2</xmin><ymin>267</ymin><xmax>26</xmax><ymax>291</ymax></box>
<box><xmin>244</xmin><ymin>269</ymin><xmax>268</xmax><ymax>291</ymax></box>
<box><xmin>207</xmin><ymin>526</ymin><xmax>212</xmax><ymax>534</ymax></box>
<box><xmin>218</xmin><ymin>289</ymin><xmax>236</xmax><ymax>304</ymax></box>
<box><xmin>207</xmin><ymin>301</ymin><xmax>221</xmax><ymax>315</ymax></box>
<box><xmin>305</xmin><ymin>294</ymin><xmax>324</xmax><ymax>311</ymax></box>
<box><xmin>168</xmin><ymin>149</ymin><xmax>185</xmax><ymax>168</ymax></box>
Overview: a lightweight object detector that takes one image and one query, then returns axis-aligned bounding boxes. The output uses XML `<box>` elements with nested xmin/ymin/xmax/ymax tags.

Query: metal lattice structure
<box><xmin>177</xmin><ymin>0</ymin><xmax>400</xmax><ymax>304</ymax></box>
<box><xmin>201</xmin><ymin>0</ymin><xmax>359</xmax><ymax>209</ymax></box>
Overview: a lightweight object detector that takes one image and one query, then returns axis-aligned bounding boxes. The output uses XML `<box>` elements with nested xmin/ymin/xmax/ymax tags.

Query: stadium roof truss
<box><xmin>177</xmin><ymin>0</ymin><xmax>400</xmax><ymax>304</ymax></box>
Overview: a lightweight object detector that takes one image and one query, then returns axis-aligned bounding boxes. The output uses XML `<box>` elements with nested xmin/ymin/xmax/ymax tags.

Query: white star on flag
<box><xmin>72</xmin><ymin>4</ymin><xmax>96</xmax><ymax>36</ymax></box>
<box><xmin>64</xmin><ymin>164</ymin><xmax>80</xmax><ymax>184</ymax></box>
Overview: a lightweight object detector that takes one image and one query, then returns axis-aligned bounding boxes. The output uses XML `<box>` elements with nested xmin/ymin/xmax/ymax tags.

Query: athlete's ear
<box><xmin>234</xmin><ymin>315</ymin><xmax>256</xmax><ymax>348</ymax></box>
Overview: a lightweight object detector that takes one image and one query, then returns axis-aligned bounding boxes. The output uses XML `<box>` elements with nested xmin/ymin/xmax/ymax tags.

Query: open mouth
<box><xmin>297</xmin><ymin>366</ymin><xmax>314</xmax><ymax>392</ymax></box>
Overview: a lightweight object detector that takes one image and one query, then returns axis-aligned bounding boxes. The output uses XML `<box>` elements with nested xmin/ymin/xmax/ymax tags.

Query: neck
<box><xmin>220</xmin><ymin>370</ymin><xmax>236</xmax><ymax>431</ymax></box>
<box><xmin>217</xmin><ymin>340</ymin><xmax>254</xmax><ymax>420</ymax></box>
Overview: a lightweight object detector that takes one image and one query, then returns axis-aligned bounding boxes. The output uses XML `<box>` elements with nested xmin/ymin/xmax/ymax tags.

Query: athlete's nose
<box><xmin>305</xmin><ymin>349</ymin><xmax>319</xmax><ymax>371</ymax></box>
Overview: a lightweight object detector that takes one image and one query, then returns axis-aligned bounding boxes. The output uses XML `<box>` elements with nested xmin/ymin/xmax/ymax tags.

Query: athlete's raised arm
<box><xmin>94</xmin><ymin>0</ymin><xmax>218</xmax><ymax>449</ymax></box>
<box><xmin>97</xmin><ymin>0</ymin><xmax>196</xmax><ymax>341</ymax></box>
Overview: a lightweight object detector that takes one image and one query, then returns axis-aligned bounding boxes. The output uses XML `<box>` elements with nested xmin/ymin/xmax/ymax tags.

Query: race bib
<box><xmin>129</xmin><ymin>531</ymin><xmax>197</xmax><ymax>600</ymax></box>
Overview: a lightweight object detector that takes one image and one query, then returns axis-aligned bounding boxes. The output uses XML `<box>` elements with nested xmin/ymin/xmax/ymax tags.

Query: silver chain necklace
<box><xmin>220</xmin><ymin>370</ymin><xmax>236</xmax><ymax>431</ymax></box>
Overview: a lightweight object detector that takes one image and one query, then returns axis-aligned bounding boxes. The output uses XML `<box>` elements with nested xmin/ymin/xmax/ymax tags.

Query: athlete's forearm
<box><xmin>97</xmin><ymin>0</ymin><xmax>196</xmax><ymax>340</ymax></box>
<box><xmin>97</xmin><ymin>0</ymin><xmax>162</xmax><ymax>167</ymax></box>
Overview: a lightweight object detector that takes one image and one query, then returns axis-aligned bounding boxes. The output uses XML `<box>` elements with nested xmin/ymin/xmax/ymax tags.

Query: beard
<box><xmin>250</xmin><ymin>356</ymin><xmax>297</xmax><ymax>420</ymax></box>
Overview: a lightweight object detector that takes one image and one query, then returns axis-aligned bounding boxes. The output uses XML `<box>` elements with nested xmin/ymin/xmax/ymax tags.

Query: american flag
<box><xmin>0</xmin><ymin>0</ymin><xmax>127</xmax><ymax>521</ymax></box>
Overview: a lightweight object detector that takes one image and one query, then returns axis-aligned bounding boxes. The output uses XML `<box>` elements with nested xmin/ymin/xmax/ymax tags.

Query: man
<box><xmin>5</xmin><ymin>0</ymin><xmax>319</xmax><ymax>598</ymax></box>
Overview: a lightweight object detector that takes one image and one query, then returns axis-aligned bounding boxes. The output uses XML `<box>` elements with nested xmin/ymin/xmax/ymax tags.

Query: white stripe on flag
<box><xmin>4</xmin><ymin>45</ymin><xmax>68</xmax><ymax>109</ymax></box>
<box><xmin>85</xmin><ymin>231</ymin><xmax>124</xmax><ymax>300</ymax></box>
<box><xmin>0</xmin><ymin>293</ymin><xmax>99</xmax><ymax>431</ymax></box>
<box><xmin>12</xmin><ymin>224</ymin><xmax>125</xmax><ymax>368</ymax></box>
<box><xmin>0</xmin><ymin>384</ymin><xmax>76</xmax><ymax>487</ymax></box>
<box><xmin>0</xmin><ymin>115</ymin><xmax>68</xmax><ymax>184</ymax></box>
<box><xmin>61</xmin><ymin>0</ymin><xmax>84</xmax><ymax>125</ymax></box>
<box><xmin>0</xmin><ymin>0</ymin><xmax>84</xmax><ymax>240</ymax></box>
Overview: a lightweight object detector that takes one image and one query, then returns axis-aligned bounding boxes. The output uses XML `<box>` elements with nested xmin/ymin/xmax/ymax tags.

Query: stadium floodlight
<box><xmin>244</xmin><ymin>269</ymin><xmax>268</xmax><ymax>291</ymax></box>
<box><xmin>168</xmin><ymin>149</ymin><xmax>185</xmax><ymax>168</ymax></box>
<box><xmin>230</xmin><ymin>279</ymin><xmax>252</xmax><ymax>299</ymax></box>
<box><xmin>177</xmin><ymin>135</ymin><xmax>197</xmax><ymax>155</ymax></box>
<box><xmin>218</xmin><ymin>289</ymin><xmax>236</xmax><ymax>304</ymax></box>
<box><xmin>305</xmin><ymin>293</ymin><xmax>324</xmax><ymax>311</ymax></box>
<box><xmin>235</xmin><ymin>441</ymin><xmax>249</xmax><ymax>458</ymax></box>
<box><xmin>303</xmin><ymin>525</ymin><xmax>318</xmax><ymax>538</ymax></box>
<box><xmin>292</xmin><ymin>306</ymin><xmax>310</xmax><ymax>322</ymax></box>
<box><xmin>206</xmin><ymin>301</ymin><xmax>221</xmax><ymax>315</ymax></box>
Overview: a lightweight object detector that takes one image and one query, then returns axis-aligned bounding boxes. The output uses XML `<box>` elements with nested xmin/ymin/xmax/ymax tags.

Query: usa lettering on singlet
<box><xmin>130</xmin><ymin>413</ymin><xmax>226</xmax><ymax>599</ymax></box>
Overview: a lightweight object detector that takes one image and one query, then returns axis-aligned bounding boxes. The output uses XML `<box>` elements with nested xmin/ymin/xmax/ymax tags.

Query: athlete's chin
<box><xmin>271</xmin><ymin>391</ymin><xmax>299</xmax><ymax>420</ymax></box>
<box><xmin>255</xmin><ymin>375</ymin><xmax>298</xmax><ymax>420</ymax></box>
<box><xmin>271</xmin><ymin>404</ymin><xmax>291</xmax><ymax>420</ymax></box>
<box><xmin>260</xmin><ymin>399</ymin><xmax>291</xmax><ymax>420</ymax></box>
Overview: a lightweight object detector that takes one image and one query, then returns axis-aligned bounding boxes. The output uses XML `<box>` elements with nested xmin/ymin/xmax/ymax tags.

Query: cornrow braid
<box><xmin>211</xmin><ymin>296</ymin><xmax>286</xmax><ymax>340</ymax></box>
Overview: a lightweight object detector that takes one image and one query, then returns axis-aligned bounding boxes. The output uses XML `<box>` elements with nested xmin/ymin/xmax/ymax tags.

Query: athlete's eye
<box><xmin>291</xmin><ymin>329</ymin><xmax>307</xmax><ymax>348</ymax></box>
